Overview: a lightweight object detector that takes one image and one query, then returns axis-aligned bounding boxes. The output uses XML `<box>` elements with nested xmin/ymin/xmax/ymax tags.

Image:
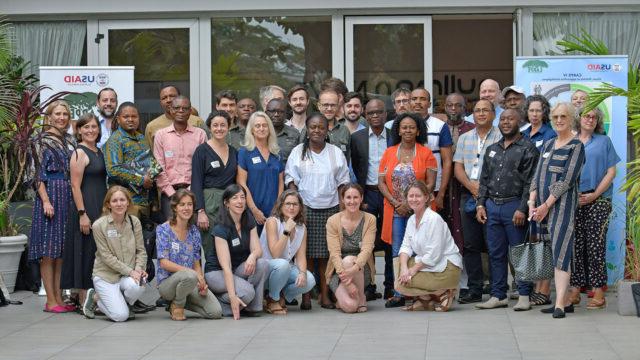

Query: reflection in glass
<box><xmin>353</xmin><ymin>23</ymin><xmax>424</xmax><ymax>109</ymax></box>
<box><xmin>108</xmin><ymin>28</ymin><xmax>190</xmax><ymax>127</ymax></box>
<box><xmin>211</xmin><ymin>17</ymin><xmax>332</xmax><ymax>102</ymax></box>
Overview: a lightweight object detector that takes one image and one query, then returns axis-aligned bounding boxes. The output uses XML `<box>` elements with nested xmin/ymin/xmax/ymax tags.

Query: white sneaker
<box><xmin>513</xmin><ymin>295</ymin><xmax>531</xmax><ymax>311</ymax></box>
<box><xmin>38</xmin><ymin>285</ymin><xmax>46</xmax><ymax>297</ymax></box>
<box><xmin>475</xmin><ymin>296</ymin><xmax>508</xmax><ymax>309</ymax></box>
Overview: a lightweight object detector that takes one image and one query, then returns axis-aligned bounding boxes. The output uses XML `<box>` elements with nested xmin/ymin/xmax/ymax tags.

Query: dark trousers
<box><xmin>364</xmin><ymin>188</ymin><xmax>393</xmax><ymax>289</ymax></box>
<box><xmin>485</xmin><ymin>199</ymin><xmax>533</xmax><ymax>299</ymax></box>
<box><xmin>460</xmin><ymin>192</ymin><xmax>486</xmax><ymax>296</ymax></box>
<box><xmin>160</xmin><ymin>193</ymin><xmax>172</xmax><ymax>222</ymax></box>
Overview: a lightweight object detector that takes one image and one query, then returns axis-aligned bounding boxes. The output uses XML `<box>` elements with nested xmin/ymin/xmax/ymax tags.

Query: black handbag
<box><xmin>509</xmin><ymin>224</ymin><xmax>554</xmax><ymax>281</ymax></box>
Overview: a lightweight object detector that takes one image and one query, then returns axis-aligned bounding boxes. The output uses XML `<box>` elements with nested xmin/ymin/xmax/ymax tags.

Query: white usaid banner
<box><xmin>39</xmin><ymin>66</ymin><xmax>134</xmax><ymax>120</ymax></box>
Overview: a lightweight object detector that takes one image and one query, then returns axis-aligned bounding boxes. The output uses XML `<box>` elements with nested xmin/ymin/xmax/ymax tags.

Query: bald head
<box><xmin>364</xmin><ymin>99</ymin><xmax>386</xmax><ymax>130</ymax></box>
<box><xmin>479</xmin><ymin>79</ymin><xmax>501</xmax><ymax>105</ymax></box>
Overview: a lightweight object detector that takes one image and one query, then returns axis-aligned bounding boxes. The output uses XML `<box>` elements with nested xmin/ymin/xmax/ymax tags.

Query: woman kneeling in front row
<box><xmin>156</xmin><ymin>189</ymin><xmax>222</xmax><ymax>321</ymax></box>
<box><xmin>204</xmin><ymin>184</ymin><xmax>268</xmax><ymax>320</ymax></box>
<box><xmin>261</xmin><ymin>190</ymin><xmax>316</xmax><ymax>314</ymax></box>
<box><xmin>396</xmin><ymin>181</ymin><xmax>462</xmax><ymax>312</ymax></box>
<box><xmin>326</xmin><ymin>184</ymin><xmax>377</xmax><ymax>313</ymax></box>
<box><xmin>84</xmin><ymin>186</ymin><xmax>147</xmax><ymax>321</ymax></box>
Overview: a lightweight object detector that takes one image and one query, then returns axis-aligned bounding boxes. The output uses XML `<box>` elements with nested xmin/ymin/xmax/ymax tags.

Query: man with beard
<box><xmin>265</xmin><ymin>98</ymin><xmax>300</xmax><ymax>163</ymax></box>
<box><xmin>409</xmin><ymin>88</ymin><xmax>454</xmax><ymax>217</ymax></box>
<box><xmin>145</xmin><ymin>85</ymin><xmax>206</xmax><ymax>150</ymax></box>
<box><xmin>384</xmin><ymin>88</ymin><xmax>412</xmax><ymax>129</ymax></box>
<box><xmin>444</xmin><ymin>93</ymin><xmax>476</xmax><ymax>251</ymax></box>
<box><xmin>286</xmin><ymin>84</ymin><xmax>309</xmax><ymax>132</ymax></box>
<box><xmin>95</xmin><ymin>87</ymin><xmax>117</xmax><ymax>148</ymax></box>
<box><xmin>350</xmin><ymin>98</ymin><xmax>393</xmax><ymax>299</ymax></box>
<box><xmin>320</xmin><ymin>77</ymin><xmax>349</xmax><ymax>120</ymax></box>
<box><xmin>153</xmin><ymin>96</ymin><xmax>207</xmax><ymax>220</ymax></box>
<box><xmin>342</xmin><ymin>92</ymin><xmax>367</xmax><ymax>134</ymax></box>
<box><xmin>475</xmin><ymin>109</ymin><xmax>538</xmax><ymax>311</ymax></box>
<box><xmin>453</xmin><ymin>99</ymin><xmax>502</xmax><ymax>304</ymax></box>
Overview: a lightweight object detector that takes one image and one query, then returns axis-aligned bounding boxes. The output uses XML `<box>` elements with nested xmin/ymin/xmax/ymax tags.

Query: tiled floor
<box><xmin>1</xmin><ymin>289</ymin><xmax>638</xmax><ymax>360</ymax></box>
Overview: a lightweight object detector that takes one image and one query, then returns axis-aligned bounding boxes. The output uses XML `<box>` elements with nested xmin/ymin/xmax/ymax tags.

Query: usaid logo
<box><xmin>64</xmin><ymin>75</ymin><xmax>95</xmax><ymax>84</ymax></box>
<box><xmin>96</xmin><ymin>73</ymin><xmax>109</xmax><ymax>86</ymax></box>
<box><xmin>586</xmin><ymin>64</ymin><xmax>611</xmax><ymax>72</ymax></box>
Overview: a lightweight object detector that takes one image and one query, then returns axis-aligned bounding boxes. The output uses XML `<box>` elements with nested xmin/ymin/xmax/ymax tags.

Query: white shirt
<box><xmin>285</xmin><ymin>143</ymin><xmax>350</xmax><ymax>209</ymax></box>
<box><xmin>424</xmin><ymin>116</ymin><xmax>447</xmax><ymax>191</ymax></box>
<box><xmin>367</xmin><ymin>128</ymin><xmax>387</xmax><ymax>185</ymax></box>
<box><xmin>260</xmin><ymin>219</ymin><xmax>305</xmax><ymax>262</ymax></box>
<box><xmin>399</xmin><ymin>208</ymin><xmax>463</xmax><ymax>272</ymax></box>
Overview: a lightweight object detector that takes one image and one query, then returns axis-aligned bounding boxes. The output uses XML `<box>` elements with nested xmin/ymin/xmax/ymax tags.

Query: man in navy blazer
<box><xmin>350</xmin><ymin>98</ymin><xmax>394</xmax><ymax>299</ymax></box>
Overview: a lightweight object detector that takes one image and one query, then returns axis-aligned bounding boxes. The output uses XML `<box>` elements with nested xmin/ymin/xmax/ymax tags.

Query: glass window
<box><xmin>352</xmin><ymin>23</ymin><xmax>424</xmax><ymax>112</ymax></box>
<box><xmin>533</xmin><ymin>12</ymin><xmax>640</xmax><ymax>66</ymax></box>
<box><xmin>211</xmin><ymin>16</ymin><xmax>331</xmax><ymax>104</ymax></box>
<box><xmin>108</xmin><ymin>28</ymin><xmax>190</xmax><ymax>126</ymax></box>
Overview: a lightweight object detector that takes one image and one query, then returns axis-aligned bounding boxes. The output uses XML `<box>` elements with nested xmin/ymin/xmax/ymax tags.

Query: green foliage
<box><xmin>558</xmin><ymin>30</ymin><xmax>640</xmax><ymax>279</ymax></box>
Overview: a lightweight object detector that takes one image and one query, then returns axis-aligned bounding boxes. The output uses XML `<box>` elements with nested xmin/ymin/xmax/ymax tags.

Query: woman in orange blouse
<box><xmin>378</xmin><ymin>112</ymin><xmax>437</xmax><ymax>308</ymax></box>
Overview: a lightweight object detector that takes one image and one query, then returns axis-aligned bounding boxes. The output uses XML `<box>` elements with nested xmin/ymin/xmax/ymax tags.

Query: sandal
<box><xmin>530</xmin><ymin>292</ymin><xmax>551</xmax><ymax>306</ymax></box>
<box><xmin>264</xmin><ymin>297</ymin><xmax>287</xmax><ymax>315</ymax></box>
<box><xmin>356</xmin><ymin>305</ymin><xmax>368</xmax><ymax>313</ymax></box>
<box><xmin>586</xmin><ymin>297</ymin><xmax>606</xmax><ymax>310</ymax></box>
<box><xmin>568</xmin><ymin>292</ymin><xmax>581</xmax><ymax>305</ymax></box>
<box><xmin>169</xmin><ymin>302</ymin><xmax>186</xmax><ymax>321</ymax></box>
<box><xmin>434</xmin><ymin>289</ymin><xmax>455</xmax><ymax>312</ymax></box>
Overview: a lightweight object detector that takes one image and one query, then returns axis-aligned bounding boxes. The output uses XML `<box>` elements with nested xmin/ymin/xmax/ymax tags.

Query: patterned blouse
<box><xmin>155</xmin><ymin>222</ymin><xmax>201</xmax><ymax>284</ymax></box>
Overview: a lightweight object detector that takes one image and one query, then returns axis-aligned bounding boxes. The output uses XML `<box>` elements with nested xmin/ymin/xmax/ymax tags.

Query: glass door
<box><xmin>345</xmin><ymin>16</ymin><xmax>432</xmax><ymax>114</ymax></box>
<box><xmin>97</xmin><ymin>19</ymin><xmax>199</xmax><ymax>128</ymax></box>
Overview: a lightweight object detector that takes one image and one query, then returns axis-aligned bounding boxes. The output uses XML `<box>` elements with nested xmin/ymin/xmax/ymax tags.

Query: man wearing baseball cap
<box><xmin>502</xmin><ymin>86</ymin><xmax>526</xmax><ymax>111</ymax></box>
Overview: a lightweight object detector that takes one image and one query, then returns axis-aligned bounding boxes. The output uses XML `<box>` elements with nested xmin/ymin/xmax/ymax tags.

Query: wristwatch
<box><xmin>78</xmin><ymin>209</ymin><xmax>86</xmax><ymax>216</ymax></box>
<box><xmin>282</xmin><ymin>230</ymin><xmax>291</xmax><ymax>237</ymax></box>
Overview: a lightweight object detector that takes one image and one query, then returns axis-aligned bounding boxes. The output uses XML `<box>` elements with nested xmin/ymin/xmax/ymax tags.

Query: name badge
<box><xmin>488</xmin><ymin>150</ymin><xmax>496</xmax><ymax>158</ymax></box>
<box><xmin>340</xmin><ymin>144</ymin><xmax>346</xmax><ymax>151</ymax></box>
<box><xmin>165</xmin><ymin>150</ymin><xmax>174</xmax><ymax>158</ymax></box>
<box><xmin>210</xmin><ymin>160</ymin><xmax>220</xmax><ymax>169</ymax></box>
<box><xmin>107</xmin><ymin>229</ymin><xmax>118</xmax><ymax>238</ymax></box>
<box><xmin>251</xmin><ymin>156</ymin><xmax>261</xmax><ymax>164</ymax></box>
<box><xmin>171</xmin><ymin>242</ymin><xmax>180</xmax><ymax>251</ymax></box>
<box><xmin>543</xmin><ymin>152</ymin><xmax>551</xmax><ymax>158</ymax></box>
<box><xmin>536</xmin><ymin>140</ymin><xmax>543</xmax><ymax>148</ymax></box>
<box><xmin>470</xmin><ymin>167</ymin><xmax>479</xmax><ymax>180</ymax></box>
<box><xmin>231</xmin><ymin>238</ymin><xmax>241</xmax><ymax>247</ymax></box>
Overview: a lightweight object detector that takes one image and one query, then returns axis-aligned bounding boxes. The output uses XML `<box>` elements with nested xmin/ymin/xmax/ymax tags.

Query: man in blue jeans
<box><xmin>475</xmin><ymin>109</ymin><xmax>539</xmax><ymax>311</ymax></box>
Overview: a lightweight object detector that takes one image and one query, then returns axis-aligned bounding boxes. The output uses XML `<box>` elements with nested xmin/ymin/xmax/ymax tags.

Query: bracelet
<box><xmin>476</xmin><ymin>205</ymin><xmax>485</xmax><ymax>209</ymax></box>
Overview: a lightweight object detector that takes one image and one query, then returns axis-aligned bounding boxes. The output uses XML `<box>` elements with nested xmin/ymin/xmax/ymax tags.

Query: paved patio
<box><xmin>1</xmin><ymin>287</ymin><xmax>638</xmax><ymax>360</ymax></box>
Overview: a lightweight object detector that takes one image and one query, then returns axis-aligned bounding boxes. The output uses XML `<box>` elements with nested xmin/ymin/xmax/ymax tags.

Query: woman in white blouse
<box><xmin>396</xmin><ymin>181</ymin><xmax>462</xmax><ymax>312</ymax></box>
<box><xmin>284</xmin><ymin>113</ymin><xmax>351</xmax><ymax>309</ymax></box>
<box><xmin>260</xmin><ymin>190</ymin><xmax>316</xmax><ymax>314</ymax></box>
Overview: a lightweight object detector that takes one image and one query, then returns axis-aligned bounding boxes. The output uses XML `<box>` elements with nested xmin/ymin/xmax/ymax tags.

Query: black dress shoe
<box><xmin>459</xmin><ymin>289</ymin><xmax>469</xmax><ymax>298</ymax></box>
<box><xmin>458</xmin><ymin>293</ymin><xmax>483</xmax><ymax>304</ymax></box>
<box><xmin>541</xmin><ymin>304</ymin><xmax>574</xmax><ymax>314</ymax></box>
<box><xmin>240</xmin><ymin>309</ymin><xmax>262</xmax><ymax>317</ymax></box>
<box><xmin>383</xmin><ymin>287</ymin><xmax>394</xmax><ymax>300</ymax></box>
<box><xmin>482</xmin><ymin>284</ymin><xmax>491</xmax><ymax>295</ymax></box>
<box><xmin>156</xmin><ymin>298</ymin><xmax>169</xmax><ymax>308</ymax></box>
<box><xmin>552</xmin><ymin>308</ymin><xmax>566</xmax><ymax>318</ymax></box>
<box><xmin>130</xmin><ymin>302</ymin><xmax>151</xmax><ymax>314</ymax></box>
<box><xmin>385</xmin><ymin>296</ymin><xmax>405</xmax><ymax>308</ymax></box>
<box><xmin>364</xmin><ymin>287</ymin><xmax>377</xmax><ymax>301</ymax></box>
<box><xmin>134</xmin><ymin>300</ymin><xmax>156</xmax><ymax>311</ymax></box>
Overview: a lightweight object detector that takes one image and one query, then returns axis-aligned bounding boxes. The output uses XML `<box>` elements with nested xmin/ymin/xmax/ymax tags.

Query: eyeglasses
<box><xmin>473</xmin><ymin>108</ymin><xmax>493</xmax><ymax>114</ymax></box>
<box><xmin>319</xmin><ymin>103</ymin><xmax>338</xmax><ymax>109</ymax></box>
<box><xmin>172</xmin><ymin>106</ymin><xmax>190</xmax><ymax>112</ymax></box>
<box><xmin>582</xmin><ymin>114</ymin><xmax>597</xmax><ymax>120</ymax></box>
<box><xmin>283</xmin><ymin>202</ymin><xmax>300</xmax><ymax>207</ymax></box>
<box><xmin>366</xmin><ymin>110</ymin><xmax>385</xmax><ymax>117</ymax></box>
<box><xmin>394</xmin><ymin>99</ymin><xmax>410</xmax><ymax>105</ymax></box>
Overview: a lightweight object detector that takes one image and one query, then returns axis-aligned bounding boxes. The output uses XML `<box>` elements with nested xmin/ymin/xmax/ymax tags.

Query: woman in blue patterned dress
<box><xmin>29</xmin><ymin>100</ymin><xmax>75</xmax><ymax>313</ymax></box>
<box><xmin>529</xmin><ymin>102</ymin><xmax>585</xmax><ymax>319</ymax></box>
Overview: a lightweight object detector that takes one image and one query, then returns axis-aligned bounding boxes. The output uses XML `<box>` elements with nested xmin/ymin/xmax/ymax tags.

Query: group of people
<box><xmin>27</xmin><ymin>76</ymin><xmax>618</xmax><ymax>322</ymax></box>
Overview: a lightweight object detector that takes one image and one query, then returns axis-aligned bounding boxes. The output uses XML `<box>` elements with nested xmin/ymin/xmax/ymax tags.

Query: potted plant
<box><xmin>558</xmin><ymin>31</ymin><xmax>640</xmax><ymax>315</ymax></box>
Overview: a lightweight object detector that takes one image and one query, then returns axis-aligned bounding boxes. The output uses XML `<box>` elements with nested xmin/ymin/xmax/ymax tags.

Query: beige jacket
<box><xmin>325</xmin><ymin>211</ymin><xmax>376</xmax><ymax>283</ymax></box>
<box><xmin>92</xmin><ymin>214</ymin><xmax>147</xmax><ymax>283</ymax></box>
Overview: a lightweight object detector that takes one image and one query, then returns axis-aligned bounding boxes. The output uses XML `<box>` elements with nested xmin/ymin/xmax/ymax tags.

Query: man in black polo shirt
<box><xmin>475</xmin><ymin>109</ymin><xmax>539</xmax><ymax>311</ymax></box>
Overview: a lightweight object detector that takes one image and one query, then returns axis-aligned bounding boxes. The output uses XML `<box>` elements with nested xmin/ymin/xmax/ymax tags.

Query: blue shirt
<box><xmin>94</xmin><ymin>110</ymin><xmax>114</xmax><ymax>149</ymax></box>
<box><xmin>579</xmin><ymin>134</ymin><xmax>620</xmax><ymax>197</ymax></box>
<box><xmin>367</xmin><ymin>128</ymin><xmax>388</xmax><ymax>185</ymax></box>
<box><xmin>522</xmin><ymin>123</ymin><xmax>557</xmax><ymax>151</ymax></box>
<box><xmin>238</xmin><ymin>147</ymin><xmax>284</xmax><ymax>216</ymax></box>
<box><xmin>155</xmin><ymin>223</ymin><xmax>201</xmax><ymax>284</ymax></box>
